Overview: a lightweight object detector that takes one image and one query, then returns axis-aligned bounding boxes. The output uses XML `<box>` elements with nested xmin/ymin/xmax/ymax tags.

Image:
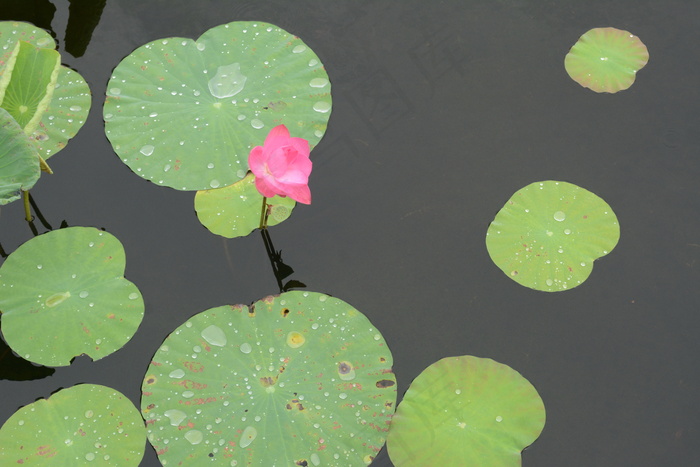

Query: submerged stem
<box><xmin>22</xmin><ymin>190</ymin><xmax>31</xmax><ymax>221</ymax></box>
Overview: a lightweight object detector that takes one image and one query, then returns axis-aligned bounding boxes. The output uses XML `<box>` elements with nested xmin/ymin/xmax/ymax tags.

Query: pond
<box><xmin>1</xmin><ymin>0</ymin><xmax>698</xmax><ymax>465</ymax></box>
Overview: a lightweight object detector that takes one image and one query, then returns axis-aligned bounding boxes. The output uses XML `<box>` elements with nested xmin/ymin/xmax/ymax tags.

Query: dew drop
<box><xmin>79</xmin><ymin>291</ymin><xmax>89</xmax><ymax>298</ymax></box>
<box><xmin>309</xmin><ymin>77</ymin><xmax>329</xmax><ymax>88</ymax></box>
<box><xmin>564</xmin><ymin>229</ymin><xmax>572</xmax><ymax>235</ymax></box>
<box><xmin>240</xmin><ymin>426</ymin><xmax>257</xmax><ymax>447</ymax></box>
<box><xmin>149</xmin><ymin>112</ymin><xmax>158</xmax><ymax>118</ymax></box>
<box><xmin>310</xmin><ymin>453</ymin><xmax>321</xmax><ymax>466</ymax></box>
<box><xmin>250</xmin><ymin>119</ymin><xmax>264</xmax><ymax>129</ymax></box>
<box><xmin>69</xmin><ymin>105</ymin><xmax>82</xmax><ymax>112</ymax></box>
<box><xmin>169</xmin><ymin>369</ymin><xmax>185</xmax><ymax>379</ymax></box>
<box><xmin>85</xmin><ymin>453</ymin><xmax>95</xmax><ymax>461</ymax></box>
<box><xmin>207</xmin><ymin>163</ymin><xmax>215</xmax><ymax>169</ymax></box>
<box><xmin>237</xmin><ymin>114</ymin><xmax>246</xmax><ymax>121</ymax></box>
<box><xmin>184</xmin><ymin>429</ymin><xmax>203</xmax><ymax>444</ymax></box>
<box><xmin>496</xmin><ymin>415</ymin><xmax>503</xmax><ymax>422</ymax></box>
<box><xmin>313</xmin><ymin>101</ymin><xmax>331</xmax><ymax>113</ymax></box>
<box><xmin>236</xmin><ymin>169</ymin><xmax>246</xmax><ymax>179</ymax></box>
<box><xmin>84</xmin><ymin>410</ymin><xmax>94</xmax><ymax>418</ymax></box>
<box><xmin>165</xmin><ymin>409</ymin><xmax>187</xmax><ymax>426</ymax></box>
<box><xmin>210</xmin><ymin>179</ymin><xmax>220</xmax><ymax>188</ymax></box>
<box><xmin>46</xmin><ymin>291</ymin><xmax>70</xmax><ymax>308</ymax></box>
<box><xmin>128</xmin><ymin>292</ymin><xmax>139</xmax><ymax>300</ymax></box>
<box><xmin>196</xmin><ymin>42</ymin><xmax>205</xmax><ymax>51</ymax></box>
<box><xmin>553</xmin><ymin>211</ymin><xmax>566</xmax><ymax>221</ymax></box>
<box><xmin>109</xmin><ymin>87</ymin><xmax>121</xmax><ymax>95</ymax></box>
<box><xmin>182</xmin><ymin>391</ymin><xmax>194</xmax><ymax>398</ymax></box>
<box><xmin>164</xmin><ymin>164</ymin><xmax>171</xmax><ymax>172</ymax></box>
<box><xmin>339</xmin><ymin>393</ymin><xmax>348</xmax><ymax>399</ymax></box>
<box><xmin>140</xmin><ymin>145</ymin><xmax>155</xmax><ymax>156</ymax></box>
<box><xmin>545</xmin><ymin>279</ymin><xmax>554</xmax><ymax>286</ymax></box>
<box><xmin>240</xmin><ymin>343</ymin><xmax>252</xmax><ymax>354</ymax></box>
<box><xmin>201</xmin><ymin>325</ymin><xmax>227</xmax><ymax>347</ymax></box>
<box><xmin>36</xmin><ymin>264</ymin><xmax>43</xmax><ymax>269</ymax></box>
<box><xmin>208</xmin><ymin>63</ymin><xmax>246</xmax><ymax>98</ymax></box>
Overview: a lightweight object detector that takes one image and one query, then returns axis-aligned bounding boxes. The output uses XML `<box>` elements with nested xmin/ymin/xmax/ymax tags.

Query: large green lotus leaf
<box><xmin>0</xmin><ymin>384</ymin><xmax>146</xmax><ymax>465</ymax></box>
<box><xmin>0</xmin><ymin>107</ymin><xmax>40</xmax><ymax>204</ymax></box>
<box><xmin>0</xmin><ymin>21</ymin><xmax>55</xmax><ymax>87</ymax></box>
<box><xmin>0</xmin><ymin>40</ymin><xmax>61</xmax><ymax>134</ymax></box>
<box><xmin>103</xmin><ymin>21</ymin><xmax>332</xmax><ymax>191</ymax></box>
<box><xmin>0</xmin><ymin>227</ymin><xmax>145</xmax><ymax>366</ymax></box>
<box><xmin>486</xmin><ymin>180</ymin><xmax>620</xmax><ymax>292</ymax></box>
<box><xmin>565</xmin><ymin>27</ymin><xmax>649</xmax><ymax>93</ymax></box>
<box><xmin>141</xmin><ymin>291</ymin><xmax>396</xmax><ymax>466</ymax></box>
<box><xmin>194</xmin><ymin>172</ymin><xmax>296</xmax><ymax>238</ymax></box>
<box><xmin>32</xmin><ymin>66</ymin><xmax>92</xmax><ymax>160</ymax></box>
<box><xmin>387</xmin><ymin>356</ymin><xmax>546</xmax><ymax>467</ymax></box>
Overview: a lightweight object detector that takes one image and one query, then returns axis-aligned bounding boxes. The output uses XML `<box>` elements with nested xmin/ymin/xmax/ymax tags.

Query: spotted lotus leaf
<box><xmin>104</xmin><ymin>21</ymin><xmax>332</xmax><ymax>191</ymax></box>
<box><xmin>141</xmin><ymin>291</ymin><xmax>395</xmax><ymax>466</ymax></box>
<box><xmin>0</xmin><ymin>227</ymin><xmax>145</xmax><ymax>366</ymax></box>
<box><xmin>486</xmin><ymin>180</ymin><xmax>620</xmax><ymax>292</ymax></box>
<box><xmin>0</xmin><ymin>384</ymin><xmax>146</xmax><ymax>465</ymax></box>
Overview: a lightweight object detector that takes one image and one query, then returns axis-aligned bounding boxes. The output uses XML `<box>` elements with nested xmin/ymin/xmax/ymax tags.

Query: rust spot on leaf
<box><xmin>375</xmin><ymin>379</ymin><xmax>395</xmax><ymax>388</ymax></box>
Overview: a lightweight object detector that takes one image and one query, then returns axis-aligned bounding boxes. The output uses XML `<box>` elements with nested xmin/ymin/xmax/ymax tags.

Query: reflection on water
<box><xmin>0</xmin><ymin>0</ymin><xmax>106</xmax><ymax>57</ymax></box>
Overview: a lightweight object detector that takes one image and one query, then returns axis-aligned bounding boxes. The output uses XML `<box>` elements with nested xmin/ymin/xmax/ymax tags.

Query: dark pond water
<box><xmin>1</xmin><ymin>0</ymin><xmax>699</xmax><ymax>465</ymax></box>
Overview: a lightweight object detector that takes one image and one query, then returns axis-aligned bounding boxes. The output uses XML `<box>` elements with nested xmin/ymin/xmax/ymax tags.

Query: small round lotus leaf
<box><xmin>104</xmin><ymin>21</ymin><xmax>332</xmax><ymax>191</ymax></box>
<box><xmin>486</xmin><ymin>180</ymin><xmax>619</xmax><ymax>292</ymax></box>
<box><xmin>0</xmin><ymin>227</ymin><xmax>145</xmax><ymax>366</ymax></box>
<box><xmin>194</xmin><ymin>172</ymin><xmax>296</xmax><ymax>238</ymax></box>
<box><xmin>33</xmin><ymin>66</ymin><xmax>92</xmax><ymax>160</ymax></box>
<box><xmin>387</xmin><ymin>356</ymin><xmax>545</xmax><ymax>467</ymax></box>
<box><xmin>0</xmin><ymin>107</ymin><xmax>39</xmax><ymax>205</ymax></box>
<box><xmin>565</xmin><ymin>27</ymin><xmax>649</xmax><ymax>93</ymax></box>
<box><xmin>141</xmin><ymin>291</ymin><xmax>396</xmax><ymax>466</ymax></box>
<box><xmin>0</xmin><ymin>384</ymin><xmax>146</xmax><ymax>465</ymax></box>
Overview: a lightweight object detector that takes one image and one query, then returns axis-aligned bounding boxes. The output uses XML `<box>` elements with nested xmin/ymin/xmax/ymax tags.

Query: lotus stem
<box><xmin>259</xmin><ymin>197</ymin><xmax>269</xmax><ymax>229</ymax></box>
<box><xmin>22</xmin><ymin>190</ymin><xmax>32</xmax><ymax>221</ymax></box>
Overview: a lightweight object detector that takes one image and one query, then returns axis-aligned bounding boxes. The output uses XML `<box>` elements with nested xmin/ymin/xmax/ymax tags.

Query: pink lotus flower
<box><xmin>248</xmin><ymin>124</ymin><xmax>312</xmax><ymax>204</ymax></box>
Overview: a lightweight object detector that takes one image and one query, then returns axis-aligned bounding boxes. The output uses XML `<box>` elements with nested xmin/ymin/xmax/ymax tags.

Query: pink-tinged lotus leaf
<box><xmin>565</xmin><ymin>27</ymin><xmax>649</xmax><ymax>93</ymax></box>
<box><xmin>248</xmin><ymin>124</ymin><xmax>312</xmax><ymax>204</ymax></box>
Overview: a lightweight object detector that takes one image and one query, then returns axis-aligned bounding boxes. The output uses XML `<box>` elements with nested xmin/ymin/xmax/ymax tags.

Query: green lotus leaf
<box><xmin>486</xmin><ymin>180</ymin><xmax>620</xmax><ymax>292</ymax></box>
<box><xmin>387</xmin><ymin>356</ymin><xmax>546</xmax><ymax>467</ymax></box>
<box><xmin>104</xmin><ymin>21</ymin><xmax>332</xmax><ymax>191</ymax></box>
<box><xmin>0</xmin><ymin>21</ymin><xmax>55</xmax><ymax>86</ymax></box>
<box><xmin>565</xmin><ymin>27</ymin><xmax>649</xmax><ymax>93</ymax></box>
<box><xmin>33</xmin><ymin>66</ymin><xmax>92</xmax><ymax>160</ymax></box>
<box><xmin>0</xmin><ymin>107</ymin><xmax>40</xmax><ymax>205</ymax></box>
<box><xmin>0</xmin><ymin>384</ymin><xmax>146</xmax><ymax>465</ymax></box>
<box><xmin>0</xmin><ymin>40</ymin><xmax>61</xmax><ymax>134</ymax></box>
<box><xmin>0</xmin><ymin>20</ymin><xmax>91</xmax><ymax>160</ymax></box>
<box><xmin>0</xmin><ymin>227</ymin><xmax>145</xmax><ymax>366</ymax></box>
<box><xmin>194</xmin><ymin>172</ymin><xmax>296</xmax><ymax>238</ymax></box>
<box><xmin>141</xmin><ymin>291</ymin><xmax>395</xmax><ymax>466</ymax></box>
